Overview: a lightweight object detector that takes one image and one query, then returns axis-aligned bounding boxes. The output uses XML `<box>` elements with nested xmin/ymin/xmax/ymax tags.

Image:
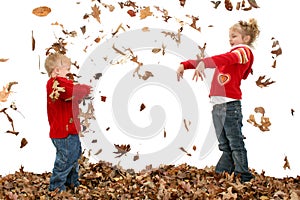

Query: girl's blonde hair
<box><xmin>230</xmin><ymin>18</ymin><xmax>260</xmax><ymax>46</ymax></box>
<box><xmin>44</xmin><ymin>53</ymin><xmax>71</xmax><ymax>77</ymax></box>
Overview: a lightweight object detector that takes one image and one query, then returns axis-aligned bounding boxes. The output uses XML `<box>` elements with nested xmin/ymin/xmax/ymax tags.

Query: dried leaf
<box><xmin>32</xmin><ymin>6</ymin><xmax>51</xmax><ymax>17</ymax></box>
<box><xmin>127</xmin><ymin>10</ymin><xmax>136</xmax><ymax>17</ymax></box>
<box><xmin>0</xmin><ymin>58</ymin><xmax>9</xmax><ymax>62</ymax></box>
<box><xmin>49</xmin><ymin>80</ymin><xmax>65</xmax><ymax>101</ymax></box>
<box><xmin>179</xmin><ymin>147</ymin><xmax>191</xmax><ymax>156</ymax></box>
<box><xmin>31</xmin><ymin>30</ymin><xmax>35</xmax><ymax>51</ymax></box>
<box><xmin>94</xmin><ymin>148</ymin><xmax>102</xmax><ymax>155</ymax></box>
<box><xmin>133</xmin><ymin>152</ymin><xmax>139</xmax><ymax>161</ymax></box>
<box><xmin>20</xmin><ymin>138</ymin><xmax>28</xmax><ymax>148</ymax></box>
<box><xmin>283</xmin><ymin>156</ymin><xmax>290</xmax><ymax>170</ymax></box>
<box><xmin>179</xmin><ymin>0</ymin><xmax>186</xmax><ymax>7</ymax></box>
<box><xmin>225</xmin><ymin>0</ymin><xmax>233</xmax><ymax>11</ymax></box>
<box><xmin>211</xmin><ymin>1</ymin><xmax>221</xmax><ymax>9</ymax></box>
<box><xmin>256</xmin><ymin>75</ymin><xmax>275</xmax><ymax>88</ymax></box>
<box><xmin>140</xmin><ymin>6</ymin><xmax>152</xmax><ymax>19</ymax></box>
<box><xmin>91</xmin><ymin>4</ymin><xmax>101</xmax><ymax>23</ymax></box>
<box><xmin>101</xmin><ymin>96</ymin><xmax>106</xmax><ymax>102</ymax></box>
<box><xmin>140</xmin><ymin>103</ymin><xmax>146</xmax><ymax>111</ymax></box>
<box><xmin>164</xmin><ymin>128</ymin><xmax>166</xmax><ymax>138</ymax></box>
<box><xmin>291</xmin><ymin>108</ymin><xmax>295</xmax><ymax>116</ymax></box>
<box><xmin>113</xmin><ymin>144</ymin><xmax>131</xmax><ymax>158</ymax></box>
<box><xmin>183</xmin><ymin>119</ymin><xmax>191</xmax><ymax>132</ymax></box>
<box><xmin>247</xmin><ymin>0</ymin><xmax>260</xmax><ymax>8</ymax></box>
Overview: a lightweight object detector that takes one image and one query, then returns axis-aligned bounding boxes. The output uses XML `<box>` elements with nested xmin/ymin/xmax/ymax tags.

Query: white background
<box><xmin>0</xmin><ymin>0</ymin><xmax>300</xmax><ymax>178</ymax></box>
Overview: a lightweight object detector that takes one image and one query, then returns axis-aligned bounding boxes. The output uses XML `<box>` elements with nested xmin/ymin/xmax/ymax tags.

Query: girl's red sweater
<box><xmin>46</xmin><ymin>77</ymin><xmax>90</xmax><ymax>139</ymax></box>
<box><xmin>180</xmin><ymin>45</ymin><xmax>253</xmax><ymax>100</ymax></box>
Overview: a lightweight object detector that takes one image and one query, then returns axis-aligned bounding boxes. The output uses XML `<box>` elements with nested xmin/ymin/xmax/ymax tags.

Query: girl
<box><xmin>177</xmin><ymin>18</ymin><xmax>260</xmax><ymax>183</ymax></box>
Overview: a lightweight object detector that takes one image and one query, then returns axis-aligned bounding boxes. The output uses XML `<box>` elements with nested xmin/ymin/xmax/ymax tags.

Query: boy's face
<box><xmin>55</xmin><ymin>63</ymin><xmax>71</xmax><ymax>78</ymax></box>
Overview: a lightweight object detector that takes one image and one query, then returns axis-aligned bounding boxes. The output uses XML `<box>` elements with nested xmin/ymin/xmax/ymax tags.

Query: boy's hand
<box><xmin>176</xmin><ymin>64</ymin><xmax>184</xmax><ymax>81</ymax></box>
<box><xmin>192</xmin><ymin>61</ymin><xmax>206</xmax><ymax>81</ymax></box>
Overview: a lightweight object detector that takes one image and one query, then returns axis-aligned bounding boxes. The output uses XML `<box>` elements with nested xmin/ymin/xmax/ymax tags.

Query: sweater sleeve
<box><xmin>202</xmin><ymin>47</ymin><xmax>252</xmax><ymax>68</ymax></box>
<box><xmin>51</xmin><ymin>77</ymin><xmax>90</xmax><ymax>101</ymax></box>
<box><xmin>180</xmin><ymin>60</ymin><xmax>200</xmax><ymax>70</ymax></box>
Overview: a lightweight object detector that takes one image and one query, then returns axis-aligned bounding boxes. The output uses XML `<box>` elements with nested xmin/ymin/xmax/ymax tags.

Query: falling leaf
<box><xmin>93</xmin><ymin>72</ymin><xmax>102</xmax><ymax>80</ymax></box>
<box><xmin>193</xmin><ymin>145</ymin><xmax>196</xmax><ymax>151</ymax></box>
<box><xmin>32</xmin><ymin>6</ymin><xmax>51</xmax><ymax>17</ymax></box>
<box><xmin>256</xmin><ymin>75</ymin><xmax>275</xmax><ymax>88</ymax></box>
<box><xmin>291</xmin><ymin>108</ymin><xmax>295</xmax><ymax>116</ymax></box>
<box><xmin>254</xmin><ymin>106</ymin><xmax>265</xmax><ymax>116</ymax></box>
<box><xmin>80</xmin><ymin>26</ymin><xmax>86</xmax><ymax>35</ymax></box>
<box><xmin>91</xmin><ymin>4</ymin><xmax>101</xmax><ymax>23</ymax></box>
<box><xmin>106</xmin><ymin>127</ymin><xmax>110</xmax><ymax>131</ymax></box>
<box><xmin>133</xmin><ymin>152</ymin><xmax>139</xmax><ymax>161</ymax></box>
<box><xmin>179</xmin><ymin>147</ymin><xmax>191</xmax><ymax>156</ymax></box>
<box><xmin>183</xmin><ymin>119</ymin><xmax>191</xmax><ymax>132</ymax></box>
<box><xmin>152</xmin><ymin>48</ymin><xmax>161</xmax><ymax>54</ymax></box>
<box><xmin>94</xmin><ymin>37</ymin><xmax>101</xmax><ymax>43</ymax></box>
<box><xmin>20</xmin><ymin>138</ymin><xmax>28</xmax><ymax>148</ymax></box>
<box><xmin>211</xmin><ymin>1</ymin><xmax>221</xmax><ymax>9</ymax></box>
<box><xmin>101</xmin><ymin>96</ymin><xmax>106</xmax><ymax>102</ymax></box>
<box><xmin>91</xmin><ymin>139</ymin><xmax>97</xmax><ymax>143</ymax></box>
<box><xmin>94</xmin><ymin>148</ymin><xmax>102</xmax><ymax>155</ymax></box>
<box><xmin>140</xmin><ymin>103</ymin><xmax>146</xmax><ymax>111</ymax></box>
<box><xmin>32</xmin><ymin>30</ymin><xmax>35</xmax><ymax>51</ymax></box>
<box><xmin>179</xmin><ymin>0</ymin><xmax>186</xmax><ymax>7</ymax></box>
<box><xmin>0</xmin><ymin>82</ymin><xmax>18</xmax><ymax>102</ymax></box>
<box><xmin>247</xmin><ymin>0</ymin><xmax>260</xmax><ymax>8</ymax></box>
<box><xmin>283</xmin><ymin>156</ymin><xmax>290</xmax><ymax>170</ymax></box>
<box><xmin>127</xmin><ymin>10</ymin><xmax>136</xmax><ymax>17</ymax></box>
<box><xmin>140</xmin><ymin>6</ymin><xmax>153</xmax><ymax>19</ymax></box>
<box><xmin>113</xmin><ymin>144</ymin><xmax>131</xmax><ymax>158</ymax></box>
<box><xmin>6</xmin><ymin>130</ymin><xmax>19</xmax><ymax>136</ymax></box>
<box><xmin>225</xmin><ymin>0</ymin><xmax>233</xmax><ymax>11</ymax></box>
<box><xmin>247</xmin><ymin>107</ymin><xmax>271</xmax><ymax>132</ymax></box>
<box><xmin>164</xmin><ymin>128</ymin><xmax>166</xmax><ymax>138</ymax></box>
<box><xmin>0</xmin><ymin>58</ymin><xmax>9</xmax><ymax>62</ymax></box>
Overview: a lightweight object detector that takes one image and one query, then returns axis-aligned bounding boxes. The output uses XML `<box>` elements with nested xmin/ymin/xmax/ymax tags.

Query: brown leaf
<box><xmin>179</xmin><ymin>0</ymin><xmax>186</xmax><ymax>7</ymax></box>
<box><xmin>247</xmin><ymin>0</ymin><xmax>260</xmax><ymax>8</ymax></box>
<box><xmin>113</xmin><ymin>144</ymin><xmax>131</xmax><ymax>158</ymax></box>
<box><xmin>101</xmin><ymin>96</ymin><xmax>106</xmax><ymax>102</ymax></box>
<box><xmin>127</xmin><ymin>10</ymin><xmax>136</xmax><ymax>17</ymax></box>
<box><xmin>91</xmin><ymin>4</ymin><xmax>101</xmax><ymax>23</ymax></box>
<box><xmin>291</xmin><ymin>108</ymin><xmax>295</xmax><ymax>116</ymax></box>
<box><xmin>256</xmin><ymin>75</ymin><xmax>275</xmax><ymax>88</ymax></box>
<box><xmin>0</xmin><ymin>58</ymin><xmax>9</xmax><ymax>62</ymax></box>
<box><xmin>211</xmin><ymin>1</ymin><xmax>221</xmax><ymax>9</ymax></box>
<box><xmin>32</xmin><ymin>6</ymin><xmax>51</xmax><ymax>17</ymax></box>
<box><xmin>183</xmin><ymin>119</ymin><xmax>191</xmax><ymax>132</ymax></box>
<box><xmin>31</xmin><ymin>31</ymin><xmax>35</xmax><ymax>51</ymax></box>
<box><xmin>140</xmin><ymin>103</ymin><xmax>146</xmax><ymax>111</ymax></box>
<box><xmin>20</xmin><ymin>138</ymin><xmax>28</xmax><ymax>148</ymax></box>
<box><xmin>225</xmin><ymin>0</ymin><xmax>233</xmax><ymax>11</ymax></box>
<box><xmin>164</xmin><ymin>128</ymin><xmax>166</xmax><ymax>138</ymax></box>
<box><xmin>133</xmin><ymin>152</ymin><xmax>139</xmax><ymax>161</ymax></box>
<box><xmin>254</xmin><ymin>106</ymin><xmax>265</xmax><ymax>116</ymax></box>
<box><xmin>283</xmin><ymin>156</ymin><xmax>290</xmax><ymax>170</ymax></box>
<box><xmin>140</xmin><ymin>6</ymin><xmax>152</xmax><ymax>19</ymax></box>
<box><xmin>179</xmin><ymin>147</ymin><xmax>191</xmax><ymax>156</ymax></box>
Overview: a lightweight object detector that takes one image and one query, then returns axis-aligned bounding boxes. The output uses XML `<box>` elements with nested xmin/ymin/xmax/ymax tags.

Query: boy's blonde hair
<box><xmin>44</xmin><ymin>53</ymin><xmax>71</xmax><ymax>77</ymax></box>
<box><xmin>230</xmin><ymin>18</ymin><xmax>260</xmax><ymax>47</ymax></box>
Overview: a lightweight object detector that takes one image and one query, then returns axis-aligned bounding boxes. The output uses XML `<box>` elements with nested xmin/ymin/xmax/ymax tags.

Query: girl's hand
<box><xmin>176</xmin><ymin>64</ymin><xmax>184</xmax><ymax>81</ymax></box>
<box><xmin>192</xmin><ymin>61</ymin><xmax>206</xmax><ymax>81</ymax></box>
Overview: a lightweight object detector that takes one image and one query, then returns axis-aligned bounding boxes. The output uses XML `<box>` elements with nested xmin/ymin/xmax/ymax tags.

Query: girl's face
<box><xmin>229</xmin><ymin>29</ymin><xmax>250</xmax><ymax>47</ymax></box>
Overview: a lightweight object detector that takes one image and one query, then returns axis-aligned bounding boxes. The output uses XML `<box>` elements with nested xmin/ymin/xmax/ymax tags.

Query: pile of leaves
<box><xmin>1</xmin><ymin>156</ymin><xmax>300</xmax><ymax>199</ymax></box>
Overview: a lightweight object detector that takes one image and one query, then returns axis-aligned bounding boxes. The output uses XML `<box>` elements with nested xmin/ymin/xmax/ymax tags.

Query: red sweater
<box><xmin>46</xmin><ymin>77</ymin><xmax>91</xmax><ymax>138</ymax></box>
<box><xmin>181</xmin><ymin>45</ymin><xmax>253</xmax><ymax>99</ymax></box>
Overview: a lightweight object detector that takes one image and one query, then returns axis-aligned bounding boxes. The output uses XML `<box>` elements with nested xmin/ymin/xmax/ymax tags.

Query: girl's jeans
<box><xmin>49</xmin><ymin>134</ymin><xmax>82</xmax><ymax>191</ymax></box>
<box><xmin>212</xmin><ymin>100</ymin><xmax>253</xmax><ymax>182</ymax></box>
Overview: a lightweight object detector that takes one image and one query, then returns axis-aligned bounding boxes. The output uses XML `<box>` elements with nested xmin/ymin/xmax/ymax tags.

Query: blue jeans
<box><xmin>49</xmin><ymin>134</ymin><xmax>82</xmax><ymax>191</ymax></box>
<box><xmin>212</xmin><ymin>100</ymin><xmax>253</xmax><ymax>182</ymax></box>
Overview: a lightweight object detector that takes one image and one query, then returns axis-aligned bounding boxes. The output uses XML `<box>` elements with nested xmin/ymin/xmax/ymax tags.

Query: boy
<box><xmin>45</xmin><ymin>53</ymin><xmax>91</xmax><ymax>192</ymax></box>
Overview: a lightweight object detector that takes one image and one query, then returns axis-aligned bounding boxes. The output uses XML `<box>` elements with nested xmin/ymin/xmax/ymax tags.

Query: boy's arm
<box><xmin>50</xmin><ymin>77</ymin><xmax>90</xmax><ymax>101</ymax></box>
<box><xmin>180</xmin><ymin>59</ymin><xmax>200</xmax><ymax>69</ymax></box>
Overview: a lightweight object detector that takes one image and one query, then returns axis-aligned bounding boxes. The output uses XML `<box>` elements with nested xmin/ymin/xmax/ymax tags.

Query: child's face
<box><xmin>55</xmin><ymin>63</ymin><xmax>71</xmax><ymax>78</ymax></box>
<box><xmin>229</xmin><ymin>29</ymin><xmax>250</xmax><ymax>47</ymax></box>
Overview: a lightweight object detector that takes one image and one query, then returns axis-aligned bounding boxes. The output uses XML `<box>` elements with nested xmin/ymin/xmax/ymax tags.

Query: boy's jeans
<box><xmin>49</xmin><ymin>134</ymin><xmax>82</xmax><ymax>191</ymax></box>
<box><xmin>212</xmin><ymin>100</ymin><xmax>253</xmax><ymax>182</ymax></box>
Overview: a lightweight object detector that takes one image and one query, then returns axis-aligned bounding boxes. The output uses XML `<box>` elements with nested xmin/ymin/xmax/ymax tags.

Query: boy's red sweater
<box><xmin>180</xmin><ymin>45</ymin><xmax>253</xmax><ymax>99</ymax></box>
<box><xmin>46</xmin><ymin>77</ymin><xmax>90</xmax><ymax>139</ymax></box>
